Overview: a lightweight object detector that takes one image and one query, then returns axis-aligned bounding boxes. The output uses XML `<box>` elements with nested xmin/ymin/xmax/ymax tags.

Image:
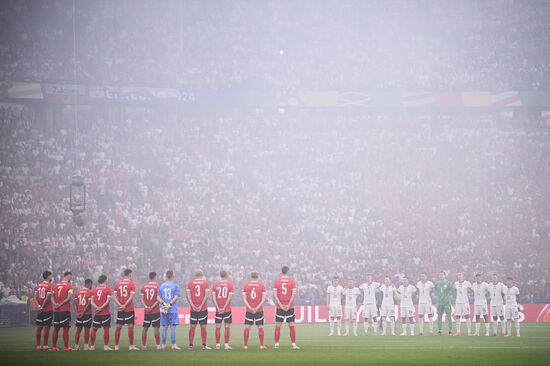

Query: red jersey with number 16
<box><xmin>212</xmin><ymin>280</ymin><xmax>235</xmax><ymax>311</ymax></box>
<box><xmin>75</xmin><ymin>288</ymin><xmax>93</xmax><ymax>315</ymax></box>
<box><xmin>114</xmin><ymin>278</ymin><xmax>137</xmax><ymax>311</ymax></box>
<box><xmin>187</xmin><ymin>278</ymin><xmax>210</xmax><ymax>311</ymax></box>
<box><xmin>35</xmin><ymin>281</ymin><xmax>53</xmax><ymax>312</ymax></box>
<box><xmin>273</xmin><ymin>276</ymin><xmax>297</xmax><ymax>309</ymax></box>
<box><xmin>92</xmin><ymin>285</ymin><xmax>112</xmax><ymax>315</ymax></box>
<box><xmin>53</xmin><ymin>280</ymin><xmax>74</xmax><ymax>313</ymax></box>
<box><xmin>140</xmin><ymin>282</ymin><xmax>160</xmax><ymax>314</ymax></box>
<box><xmin>242</xmin><ymin>281</ymin><xmax>267</xmax><ymax>311</ymax></box>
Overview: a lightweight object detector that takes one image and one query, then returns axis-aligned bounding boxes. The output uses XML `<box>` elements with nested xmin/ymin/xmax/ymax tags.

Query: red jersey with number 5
<box><xmin>187</xmin><ymin>278</ymin><xmax>210</xmax><ymax>311</ymax></box>
<box><xmin>242</xmin><ymin>281</ymin><xmax>266</xmax><ymax>311</ymax></box>
<box><xmin>212</xmin><ymin>280</ymin><xmax>235</xmax><ymax>311</ymax></box>
<box><xmin>35</xmin><ymin>280</ymin><xmax>53</xmax><ymax>312</ymax></box>
<box><xmin>53</xmin><ymin>280</ymin><xmax>74</xmax><ymax>313</ymax></box>
<box><xmin>273</xmin><ymin>276</ymin><xmax>297</xmax><ymax>309</ymax></box>
<box><xmin>92</xmin><ymin>285</ymin><xmax>112</xmax><ymax>315</ymax></box>
<box><xmin>141</xmin><ymin>282</ymin><xmax>160</xmax><ymax>314</ymax></box>
<box><xmin>75</xmin><ymin>288</ymin><xmax>93</xmax><ymax>315</ymax></box>
<box><xmin>114</xmin><ymin>278</ymin><xmax>137</xmax><ymax>311</ymax></box>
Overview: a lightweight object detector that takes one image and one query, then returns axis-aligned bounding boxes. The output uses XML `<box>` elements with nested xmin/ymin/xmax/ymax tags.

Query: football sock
<box><xmin>128</xmin><ymin>327</ymin><xmax>134</xmax><ymax>346</ymax></box>
<box><xmin>215</xmin><ymin>327</ymin><xmax>221</xmax><ymax>344</ymax></box>
<box><xmin>35</xmin><ymin>327</ymin><xmax>43</xmax><ymax>347</ymax></box>
<box><xmin>200</xmin><ymin>326</ymin><xmax>207</xmax><ymax>346</ymax></box>
<box><xmin>274</xmin><ymin>326</ymin><xmax>281</xmax><ymax>343</ymax></box>
<box><xmin>244</xmin><ymin>328</ymin><xmax>250</xmax><ymax>346</ymax></box>
<box><xmin>258</xmin><ymin>328</ymin><xmax>264</xmax><ymax>346</ymax></box>
<box><xmin>224</xmin><ymin>327</ymin><xmax>230</xmax><ymax>344</ymax></box>
<box><xmin>170</xmin><ymin>327</ymin><xmax>176</xmax><ymax>344</ymax></box>
<box><xmin>161</xmin><ymin>327</ymin><xmax>167</xmax><ymax>344</ymax></box>
<box><xmin>289</xmin><ymin>325</ymin><xmax>296</xmax><ymax>343</ymax></box>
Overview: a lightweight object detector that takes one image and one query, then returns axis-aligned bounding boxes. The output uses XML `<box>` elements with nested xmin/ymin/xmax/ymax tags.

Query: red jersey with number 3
<box><xmin>75</xmin><ymin>288</ymin><xmax>93</xmax><ymax>315</ymax></box>
<box><xmin>53</xmin><ymin>280</ymin><xmax>74</xmax><ymax>313</ymax></box>
<box><xmin>92</xmin><ymin>285</ymin><xmax>112</xmax><ymax>315</ymax></box>
<box><xmin>243</xmin><ymin>281</ymin><xmax>266</xmax><ymax>311</ymax></box>
<box><xmin>187</xmin><ymin>278</ymin><xmax>210</xmax><ymax>311</ymax></box>
<box><xmin>273</xmin><ymin>276</ymin><xmax>297</xmax><ymax>309</ymax></box>
<box><xmin>212</xmin><ymin>280</ymin><xmax>235</xmax><ymax>311</ymax></box>
<box><xmin>35</xmin><ymin>281</ymin><xmax>53</xmax><ymax>312</ymax></box>
<box><xmin>141</xmin><ymin>282</ymin><xmax>160</xmax><ymax>314</ymax></box>
<box><xmin>114</xmin><ymin>278</ymin><xmax>137</xmax><ymax>311</ymax></box>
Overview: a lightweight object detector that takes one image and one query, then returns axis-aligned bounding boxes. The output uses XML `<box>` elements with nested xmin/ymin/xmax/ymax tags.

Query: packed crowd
<box><xmin>1</xmin><ymin>0</ymin><xmax>550</xmax><ymax>90</ymax></box>
<box><xmin>1</xmin><ymin>105</ymin><xmax>549</xmax><ymax>304</ymax></box>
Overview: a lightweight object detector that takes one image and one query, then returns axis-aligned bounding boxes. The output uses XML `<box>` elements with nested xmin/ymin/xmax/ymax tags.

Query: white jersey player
<box><xmin>453</xmin><ymin>272</ymin><xmax>472</xmax><ymax>336</ymax></box>
<box><xmin>326</xmin><ymin>277</ymin><xmax>344</xmax><ymax>336</ymax></box>
<box><xmin>489</xmin><ymin>274</ymin><xmax>506</xmax><ymax>336</ymax></box>
<box><xmin>416</xmin><ymin>273</ymin><xmax>434</xmax><ymax>335</ymax></box>
<box><xmin>343</xmin><ymin>279</ymin><xmax>360</xmax><ymax>336</ymax></box>
<box><xmin>472</xmin><ymin>274</ymin><xmax>490</xmax><ymax>336</ymax></box>
<box><xmin>379</xmin><ymin>277</ymin><xmax>397</xmax><ymax>336</ymax></box>
<box><xmin>359</xmin><ymin>275</ymin><xmax>380</xmax><ymax>335</ymax></box>
<box><xmin>397</xmin><ymin>277</ymin><xmax>416</xmax><ymax>336</ymax></box>
<box><xmin>504</xmin><ymin>277</ymin><xmax>520</xmax><ymax>337</ymax></box>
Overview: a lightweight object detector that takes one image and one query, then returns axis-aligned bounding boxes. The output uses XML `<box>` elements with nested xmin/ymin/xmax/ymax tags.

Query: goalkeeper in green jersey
<box><xmin>435</xmin><ymin>271</ymin><xmax>454</xmax><ymax>335</ymax></box>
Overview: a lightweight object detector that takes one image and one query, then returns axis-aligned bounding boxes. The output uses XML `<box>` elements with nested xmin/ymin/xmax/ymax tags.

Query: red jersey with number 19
<box><xmin>140</xmin><ymin>282</ymin><xmax>160</xmax><ymax>314</ymax></box>
<box><xmin>212</xmin><ymin>280</ymin><xmax>235</xmax><ymax>311</ymax></box>
<box><xmin>187</xmin><ymin>278</ymin><xmax>210</xmax><ymax>311</ymax></box>
<box><xmin>243</xmin><ymin>281</ymin><xmax>267</xmax><ymax>311</ymax></box>
<box><xmin>35</xmin><ymin>281</ymin><xmax>53</xmax><ymax>312</ymax></box>
<box><xmin>114</xmin><ymin>278</ymin><xmax>137</xmax><ymax>311</ymax></box>
<box><xmin>273</xmin><ymin>276</ymin><xmax>297</xmax><ymax>309</ymax></box>
<box><xmin>92</xmin><ymin>285</ymin><xmax>112</xmax><ymax>316</ymax></box>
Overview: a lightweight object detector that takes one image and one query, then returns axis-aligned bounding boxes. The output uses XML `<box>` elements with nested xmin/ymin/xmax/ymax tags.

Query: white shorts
<box><xmin>474</xmin><ymin>304</ymin><xmax>488</xmax><ymax>317</ymax></box>
<box><xmin>454</xmin><ymin>303</ymin><xmax>470</xmax><ymax>317</ymax></box>
<box><xmin>329</xmin><ymin>304</ymin><xmax>342</xmax><ymax>318</ymax></box>
<box><xmin>344</xmin><ymin>305</ymin><xmax>357</xmax><ymax>321</ymax></box>
<box><xmin>490</xmin><ymin>305</ymin><xmax>504</xmax><ymax>318</ymax></box>
<box><xmin>362</xmin><ymin>304</ymin><xmax>378</xmax><ymax>319</ymax></box>
<box><xmin>400</xmin><ymin>305</ymin><xmax>414</xmax><ymax>318</ymax></box>
<box><xmin>380</xmin><ymin>304</ymin><xmax>395</xmax><ymax>318</ymax></box>
<box><xmin>418</xmin><ymin>303</ymin><xmax>433</xmax><ymax>316</ymax></box>
<box><xmin>505</xmin><ymin>306</ymin><xmax>519</xmax><ymax>320</ymax></box>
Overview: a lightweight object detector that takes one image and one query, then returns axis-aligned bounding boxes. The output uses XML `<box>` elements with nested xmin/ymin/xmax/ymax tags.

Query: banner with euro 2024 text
<box><xmin>134</xmin><ymin>304</ymin><xmax>550</xmax><ymax>325</ymax></box>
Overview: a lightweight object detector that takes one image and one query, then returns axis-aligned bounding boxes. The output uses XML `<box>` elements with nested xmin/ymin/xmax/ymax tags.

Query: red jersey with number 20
<box><xmin>212</xmin><ymin>280</ymin><xmax>235</xmax><ymax>311</ymax></box>
<box><xmin>187</xmin><ymin>278</ymin><xmax>210</xmax><ymax>311</ymax></box>
<box><xmin>243</xmin><ymin>281</ymin><xmax>267</xmax><ymax>311</ymax></box>
<box><xmin>35</xmin><ymin>281</ymin><xmax>53</xmax><ymax>312</ymax></box>
<box><xmin>92</xmin><ymin>285</ymin><xmax>112</xmax><ymax>316</ymax></box>
<box><xmin>273</xmin><ymin>276</ymin><xmax>297</xmax><ymax>309</ymax></box>
<box><xmin>114</xmin><ymin>278</ymin><xmax>137</xmax><ymax>311</ymax></box>
<box><xmin>140</xmin><ymin>282</ymin><xmax>160</xmax><ymax>314</ymax></box>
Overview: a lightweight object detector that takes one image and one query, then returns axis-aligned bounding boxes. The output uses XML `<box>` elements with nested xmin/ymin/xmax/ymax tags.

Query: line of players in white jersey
<box><xmin>326</xmin><ymin>272</ymin><xmax>521</xmax><ymax>337</ymax></box>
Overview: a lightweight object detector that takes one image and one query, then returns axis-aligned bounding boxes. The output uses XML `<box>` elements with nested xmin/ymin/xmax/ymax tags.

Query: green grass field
<box><xmin>1</xmin><ymin>323</ymin><xmax>550</xmax><ymax>365</ymax></box>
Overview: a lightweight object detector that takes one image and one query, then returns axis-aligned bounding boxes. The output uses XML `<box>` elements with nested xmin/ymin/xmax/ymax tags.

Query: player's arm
<box><xmin>221</xmin><ymin>291</ymin><xmax>233</xmax><ymax>312</ymax></box>
<box><xmin>242</xmin><ymin>291</ymin><xmax>252</xmax><ymax>311</ymax></box>
<box><xmin>185</xmin><ymin>288</ymin><xmax>196</xmax><ymax>311</ymax></box>
<box><xmin>254</xmin><ymin>291</ymin><xmax>267</xmax><ymax>312</ymax></box>
<box><xmin>273</xmin><ymin>288</ymin><xmax>282</xmax><ymax>308</ymax></box>
<box><xmin>98</xmin><ymin>295</ymin><xmax>111</xmax><ymax>311</ymax></box>
<box><xmin>211</xmin><ymin>290</ymin><xmax>221</xmax><ymax>312</ymax></box>
<box><xmin>58</xmin><ymin>289</ymin><xmax>74</xmax><ymax>308</ymax></box>
<box><xmin>112</xmin><ymin>287</ymin><xmax>123</xmax><ymax>308</ymax></box>
<box><xmin>197</xmin><ymin>288</ymin><xmax>210</xmax><ymax>310</ymax></box>
<box><xmin>287</xmin><ymin>287</ymin><xmax>297</xmax><ymax>310</ymax></box>
<box><xmin>121</xmin><ymin>290</ymin><xmax>135</xmax><ymax>308</ymax></box>
<box><xmin>326</xmin><ymin>290</ymin><xmax>330</xmax><ymax>306</ymax></box>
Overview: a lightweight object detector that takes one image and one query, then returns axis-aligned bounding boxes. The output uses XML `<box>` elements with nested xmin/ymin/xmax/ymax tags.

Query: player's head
<box><xmin>166</xmin><ymin>270</ymin><xmax>174</xmax><ymax>280</ymax></box>
<box><xmin>438</xmin><ymin>271</ymin><xmax>446</xmax><ymax>280</ymax></box>
<box><xmin>149</xmin><ymin>271</ymin><xmax>157</xmax><ymax>281</ymax></box>
<box><xmin>492</xmin><ymin>273</ymin><xmax>498</xmax><ymax>283</ymax></box>
<box><xmin>195</xmin><ymin>268</ymin><xmax>204</xmax><ymax>278</ymax></box>
<box><xmin>220</xmin><ymin>270</ymin><xmax>228</xmax><ymax>279</ymax></box>
<box><xmin>63</xmin><ymin>271</ymin><xmax>72</xmax><ymax>282</ymax></box>
<box><xmin>84</xmin><ymin>278</ymin><xmax>93</xmax><ymax>289</ymax></box>
<box><xmin>281</xmin><ymin>266</ymin><xmax>290</xmax><ymax>275</ymax></box>
<box><xmin>384</xmin><ymin>276</ymin><xmax>391</xmax><ymax>285</ymax></box>
<box><xmin>366</xmin><ymin>274</ymin><xmax>373</xmax><ymax>283</ymax></box>
<box><xmin>347</xmin><ymin>279</ymin><xmax>354</xmax><ymax>288</ymax></box>
<box><xmin>98</xmin><ymin>274</ymin><xmax>107</xmax><ymax>284</ymax></box>
<box><xmin>42</xmin><ymin>270</ymin><xmax>53</xmax><ymax>282</ymax></box>
<box><xmin>420</xmin><ymin>272</ymin><xmax>427</xmax><ymax>282</ymax></box>
<box><xmin>124</xmin><ymin>268</ymin><xmax>132</xmax><ymax>279</ymax></box>
<box><xmin>332</xmin><ymin>276</ymin><xmax>339</xmax><ymax>286</ymax></box>
<box><xmin>506</xmin><ymin>277</ymin><xmax>514</xmax><ymax>287</ymax></box>
<box><xmin>250</xmin><ymin>271</ymin><xmax>259</xmax><ymax>280</ymax></box>
<box><xmin>475</xmin><ymin>273</ymin><xmax>482</xmax><ymax>283</ymax></box>
<box><xmin>402</xmin><ymin>276</ymin><xmax>409</xmax><ymax>286</ymax></box>
<box><xmin>457</xmin><ymin>272</ymin><xmax>464</xmax><ymax>282</ymax></box>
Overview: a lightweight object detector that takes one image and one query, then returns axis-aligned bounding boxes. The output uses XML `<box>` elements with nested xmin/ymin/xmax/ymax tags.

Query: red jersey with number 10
<box><xmin>273</xmin><ymin>276</ymin><xmax>297</xmax><ymax>309</ymax></box>
<box><xmin>114</xmin><ymin>278</ymin><xmax>137</xmax><ymax>311</ymax></box>
<box><xmin>53</xmin><ymin>280</ymin><xmax>74</xmax><ymax>313</ymax></box>
<box><xmin>140</xmin><ymin>282</ymin><xmax>160</xmax><ymax>314</ymax></box>
<box><xmin>187</xmin><ymin>278</ymin><xmax>210</xmax><ymax>311</ymax></box>
<box><xmin>212</xmin><ymin>280</ymin><xmax>235</xmax><ymax>311</ymax></box>
<box><xmin>243</xmin><ymin>281</ymin><xmax>267</xmax><ymax>311</ymax></box>
<box><xmin>92</xmin><ymin>285</ymin><xmax>112</xmax><ymax>315</ymax></box>
<box><xmin>75</xmin><ymin>288</ymin><xmax>93</xmax><ymax>315</ymax></box>
<box><xmin>35</xmin><ymin>281</ymin><xmax>53</xmax><ymax>312</ymax></box>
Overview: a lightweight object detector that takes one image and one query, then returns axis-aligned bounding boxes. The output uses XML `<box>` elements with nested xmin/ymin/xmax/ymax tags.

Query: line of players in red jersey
<box><xmin>33</xmin><ymin>266</ymin><xmax>300</xmax><ymax>351</ymax></box>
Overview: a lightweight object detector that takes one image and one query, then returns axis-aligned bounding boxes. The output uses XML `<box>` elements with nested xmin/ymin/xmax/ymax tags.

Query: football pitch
<box><xmin>1</xmin><ymin>323</ymin><xmax>550</xmax><ymax>365</ymax></box>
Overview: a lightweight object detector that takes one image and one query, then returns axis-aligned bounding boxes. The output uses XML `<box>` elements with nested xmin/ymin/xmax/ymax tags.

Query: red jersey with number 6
<box><xmin>140</xmin><ymin>282</ymin><xmax>160</xmax><ymax>314</ymax></box>
<box><xmin>187</xmin><ymin>278</ymin><xmax>210</xmax><ymax>311</ymax></box>
<box><xmin>114</xmin><ymin>278</ymin><xmax>137</xmax><ymax>311</ymax></box>
<box><xmin>212</xmin><ymin>280</ymin><xmax>235</xmax><ymax>311</ymax></box>
<box><xmin>35</xmin><ymin>280</ymin><xmax>53</xmax><ymax>312</ymax></box>
<box><xmin>273</xmin><ymin>276</ymin><xmax>297</xmax><ymax>309</ymax></box>
<box><xmin>242</xmin><ymin>281</ymin><xmax>267</xmax><ymax>311</ymax></box>
<box><xmin>75</xmin><ymin>288</ymin><xmax>93</xmax><ymax>315</ymax></box>
<box><xmin>92</xmin><ymin>285</ymin><xmax>112</xmax><ymax>316</ymax></box>
<box><xmin>53</xmin><ymin>280</ymin><xmax>74</xmax><ymax>313</ymax></box>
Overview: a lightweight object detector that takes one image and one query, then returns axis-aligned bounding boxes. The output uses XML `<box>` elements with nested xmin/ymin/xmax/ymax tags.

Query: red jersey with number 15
<box><xmin>243</xmin><ymin>281</ymin><xmax>267</xmax><ymax>311</ymax></box>
<box><xmin>187</xmin><ymin>278</ymin><xmax>210</xmax><ymax>311</ymax></box>
<box><xmin>273</xmin><ymin>276</ymin><xmax>297</xmax><ymax>309</ymax></box>
<box><xmin>114</xmin><ymin>278</ymin><xmax>137</xmax><ymax>311</ymax></box>
<box><xmin>212</xmin><ymin>280</ymin><xmax>235</xmax><ymax>311</ymax></box>
<box><xmin>75</xmin><ymin>288</ymin><xmax>93</xmax><ymax>315</ymax></box>
<box><xmin>53</xmin><ymin>280</ymin><xmax>74</xmax><ymax>313</ymax></box>
<box><xmin>92</xmin><ymin>285</ymin><xmax>112</xmax><ymax>315</ymax></box>
<box><xmin>140</xmin><ymin>282</ymin><xmax>160</xmax><ymax>314</ymax></box>
<box><xmin>35</xmin><ymin>281</ymin><xmax>53</xmax><ymax>312</ymax></box>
